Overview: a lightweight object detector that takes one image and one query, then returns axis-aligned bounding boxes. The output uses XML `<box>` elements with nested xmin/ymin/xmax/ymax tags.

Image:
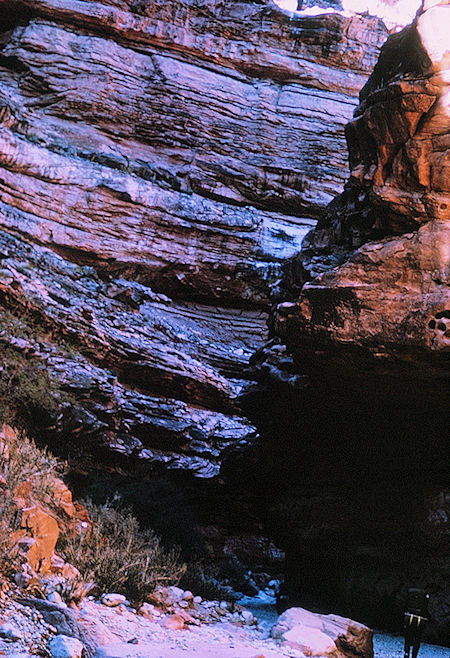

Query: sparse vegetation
<box><xmin>0</xmin><ymin>344</ymin><xmax>58</xmax><ymax>429</ymax></box>
<box><xmin>58</xmin><ymin>500</ymin><xmax>186</xmax><ymax>606</ymax></box>
<box><xmin>0</xmin><ymin>307</ymin><xmax>65</xmax><ymax>431</ymax></box>
<box><xmin>0</xmin><ymin>425</ymin><xmax>186</xmax><ymax>605</ymax></box>
<box><xmin>0</xmin><ymin>495</ymin><xmax>21</xmax><ymax>578</ymax></box>
<box><xmin>0</xmin><ymin>428</ymin><xmax>63</xmax><ymax>578</ymax></box>
<box><xmin>0</xmin><ymin>425</ymin><xmax>61</xmax><ymax>494</ymax></box>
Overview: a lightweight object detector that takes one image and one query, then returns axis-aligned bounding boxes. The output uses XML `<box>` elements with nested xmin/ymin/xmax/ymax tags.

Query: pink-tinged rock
<box><xmin>283</xmin><ymin>626</ymin><xmax>336</xmax><ymax>655</ymax></box>
<box><xmin>272</xmin><ymin>607</ymin><xmax>373</xmax><ymax>658</ymax></box>
<box><xmin>164</xmin><ymin>614</ymin><xmax>185</xmax><ymax>631</ymax></box>
<box><xmin>0</xmin><ymin>0</ymin><xmax>386</xmax><ymax>304</ymax></box>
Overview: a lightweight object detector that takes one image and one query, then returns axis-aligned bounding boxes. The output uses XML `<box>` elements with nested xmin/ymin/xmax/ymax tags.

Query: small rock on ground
<box><xmin>49</xmin><ymin>634</ymin><xmax>84</xmax><ymax>658</ymax></box>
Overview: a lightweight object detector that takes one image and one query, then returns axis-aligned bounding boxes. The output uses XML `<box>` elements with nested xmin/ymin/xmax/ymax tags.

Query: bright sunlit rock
<box><xmin>273</xmin><ymin>0</ymin><xmax>423</xmax><ymax>29</ymax></box>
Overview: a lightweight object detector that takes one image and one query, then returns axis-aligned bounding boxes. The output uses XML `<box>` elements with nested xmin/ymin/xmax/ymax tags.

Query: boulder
<box><xmin>164</xmin><ymin>614</ymin><xmax>185</xmax><ymax>631</ymax></box>
<box><xmin>49</xmin><ymin>635</ymin><xmax>84</xmax><ymax>658</ymax></box>
<box><xmin>101</xmin><ymin>593</ymin><xmax>127</xmax><ymax>608</ymax></box>
<box><xmin>272</xmin><ymin>607</ymin><xmax>373</xmax><ymax>657</ymax></box>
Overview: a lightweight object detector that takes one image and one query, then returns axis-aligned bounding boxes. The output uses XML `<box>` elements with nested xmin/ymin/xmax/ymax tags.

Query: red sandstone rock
<box><xmin>19</xmin><ymin>505</ymin><xmax>59</xmax><ymax>573</ymax></box>
<box><xmin>274</xmin><ymin>0</ymin><xmax>450</xmax><ymax>377</ymax></box>
<box><xmin>50</xmin><ymin>479</ymin><xmax>76</xmax><ymax>518</ymax></box>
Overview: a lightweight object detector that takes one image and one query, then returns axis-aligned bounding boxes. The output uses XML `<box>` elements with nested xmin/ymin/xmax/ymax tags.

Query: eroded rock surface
<box><xmin>238</xmin><ymin>0</ymin><xmax>449</xmax><ymax>642</ymax></box>
<box><xmin>0</xmin><ymin>0</ymin><xmax>387</xmax><ymax>476</ymax></box>
<box><xmin>272</xmin><ymin>0</ymin><xmax>449</xmax><ymax>376</ymax></box>
<box><xmin>0</xmin><ymin>0</ymin><xmax>387</xmax><ymax>303</ymax></box>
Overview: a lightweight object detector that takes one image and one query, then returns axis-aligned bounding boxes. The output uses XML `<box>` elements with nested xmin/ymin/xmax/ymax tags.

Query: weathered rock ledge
<box><xmin>0</xmin><ymin>0</ymin><xmax>387</xmax><ymax>303</ymax></box>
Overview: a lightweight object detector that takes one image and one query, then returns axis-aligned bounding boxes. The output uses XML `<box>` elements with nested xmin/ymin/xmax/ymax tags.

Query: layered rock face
<box><xmin>0</xmin><ymin>0</ymin><xmax>386</xmax><ymax>301</ymax></box>
<box><xmin>0</xmin><ymin>0</ymin><xmax>387</xmax><ymax>476</ymax></box>
<box><xmin>2</xmin><ymin>0</ymin><xmax>447</xmax><ymax>642</ymax></box>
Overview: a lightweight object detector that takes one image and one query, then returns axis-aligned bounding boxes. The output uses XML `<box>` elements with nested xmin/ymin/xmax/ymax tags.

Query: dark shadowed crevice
<box><xmin>0</xmin><ymin>2</ymin><xmax>36</xmax><ymax>74</ymax></box>
<box><xmin>0</xmin><ymin>2</ymin><xmax>37</xmax><ymax>33</ymax></box>
<box><xmin>0</xmin><ymin>53</ymin><xmax>28</xmax><ymax>73</ymax></box>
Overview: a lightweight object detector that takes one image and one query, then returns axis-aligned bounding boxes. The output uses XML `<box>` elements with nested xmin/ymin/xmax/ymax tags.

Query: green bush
<box><xmin>58</xmin><ymin>500</ymin><xmax>186</xmax><ymax>606</ymax></box>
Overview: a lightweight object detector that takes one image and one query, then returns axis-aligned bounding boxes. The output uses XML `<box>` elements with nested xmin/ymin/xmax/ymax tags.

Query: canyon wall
<box><xmin>0</xmin><ymin>0</ymin><xmax>448</xmax><ymax>642</ymax></box>
<box><xmin>241</xmin><ymin>0</ymin><xmax>449</xmax><ymax>641</ymax></box>
<box><xmin>272</xmin><ymin>0</ymin><xmax>449</xmax><ymax>379</ymax></box>
<box><xmin>0</xmin><ymin>0</ymin><xmax>386</xmax><ymax>475</ymax></box>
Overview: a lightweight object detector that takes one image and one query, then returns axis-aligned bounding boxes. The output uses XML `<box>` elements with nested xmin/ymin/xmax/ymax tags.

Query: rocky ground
<box><xmin>0</xmin><ymin>585</ymin><xmax>448</xmax><ymax>658</ymax></box>
<box><xmin>0</xmin><ymin>584</ymin><xmax>319</xmax><ymax>657</ymax></box>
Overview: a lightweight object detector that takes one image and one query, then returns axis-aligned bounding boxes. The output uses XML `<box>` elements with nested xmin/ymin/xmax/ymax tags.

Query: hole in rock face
<box><xmin>428</xmin><ymin>320</ymin><xmax>436</xmax><ymax>329</ymax></box>
<box><xmin>0</xmin><ymin>53</ymin><xmax>28</xmax><ymax>73</ymax></box>
<box><xmin>437</xmin><ymin>322</ymin><xmax>446</xmax><ymax>332</ymax></box>
<box><xmin>0</xmin><ymin>2</ymin><xmax>36</xmax><ymax>34</ymax></box>
<box><xmin>435</xmin><ymin>310</ymin><xmax>450</xmax><ymax>319</ymax></box>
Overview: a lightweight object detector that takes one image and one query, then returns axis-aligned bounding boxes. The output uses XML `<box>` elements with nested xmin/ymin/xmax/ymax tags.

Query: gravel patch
<box><xmin>374</xmin><ymin>632</ymin><xmax>449</xmax><ymax>658</ymax></box>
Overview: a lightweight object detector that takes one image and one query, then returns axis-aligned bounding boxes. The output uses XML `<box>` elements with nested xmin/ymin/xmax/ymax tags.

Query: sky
<box><xmin>273</xmin><ymin>0</ymin><xmax>423</xmax><ymax>30</ymax></box>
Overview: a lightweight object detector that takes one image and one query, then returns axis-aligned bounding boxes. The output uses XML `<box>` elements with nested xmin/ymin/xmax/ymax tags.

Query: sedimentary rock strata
<box><xmin>273</xmin><ymin>0</ymin><xmax>450</xmax><ymax>377</ymax></box>
<box><xmin>0</xmin><ymin>0</ymin><xmax>387</xmax><ymax>302</ymax></box>
<box><xmin>0</xmin><ymin>0</ymin><xmax>387</xmax><ymax>475</ymax></box>
<box><xmin>0</xmin><ymin>228</ymin><xmax>260</xmax><ymax>476</ymax></box>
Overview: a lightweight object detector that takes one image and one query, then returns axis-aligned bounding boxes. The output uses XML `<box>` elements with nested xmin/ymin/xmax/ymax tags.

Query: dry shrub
<box><xmin>179</xmin><ymin>561</ymin><xmax>236</xmax><ymax>602</ymax></box>
<box><xmin>0</xmin><ymin>495</ymin><xmax>21</xmax><ymax>577</ymax></box>
<box><xmin>58</xmin><ymin>500</ymin><xmax>186</xmax><ymax>606</ymax></box>
<box><xmin>0</xmin><ymin>428</ymin><xmax>61</xmax><ymax>493</ymax></box>
<box><xmin>0</xmin><ymin>344</ymin><xmax>58</xmax><ymax>430</ymax></box>
<box><xmin>0</xmin><ymin>428</ymin><xmax>63</xmax><ymax>576</ymax></box>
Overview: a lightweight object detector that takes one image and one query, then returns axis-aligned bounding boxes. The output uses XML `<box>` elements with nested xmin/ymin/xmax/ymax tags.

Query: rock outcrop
<box><xmin>0</xmin><ymin>0</ymin><xmax>387</xmax><ymax>476</ymax></box>
<box><xmin>238</xmin><ymin>0</ymin><xmax>449</xmax><ymax>642</ymax></box>
<box><xmin>272</xmin><ymin>606</ymin><xmax>373</xmax><ymax>658</ymax></box>
<box><xmin>272</xmin><ymin>0</ymin><xmax>449</xmax><ymax>378</ymax></box>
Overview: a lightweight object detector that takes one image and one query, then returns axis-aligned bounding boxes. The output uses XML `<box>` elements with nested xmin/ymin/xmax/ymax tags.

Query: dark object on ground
<box><xmin>404</xmin><ymin>589</ymin><xmax>430</xmax><ymax>658</ymax></box>
<box><xmin>275</xmin><ymin>581</ymin><xmax>290</xmax><ymax>615</ymax></box>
